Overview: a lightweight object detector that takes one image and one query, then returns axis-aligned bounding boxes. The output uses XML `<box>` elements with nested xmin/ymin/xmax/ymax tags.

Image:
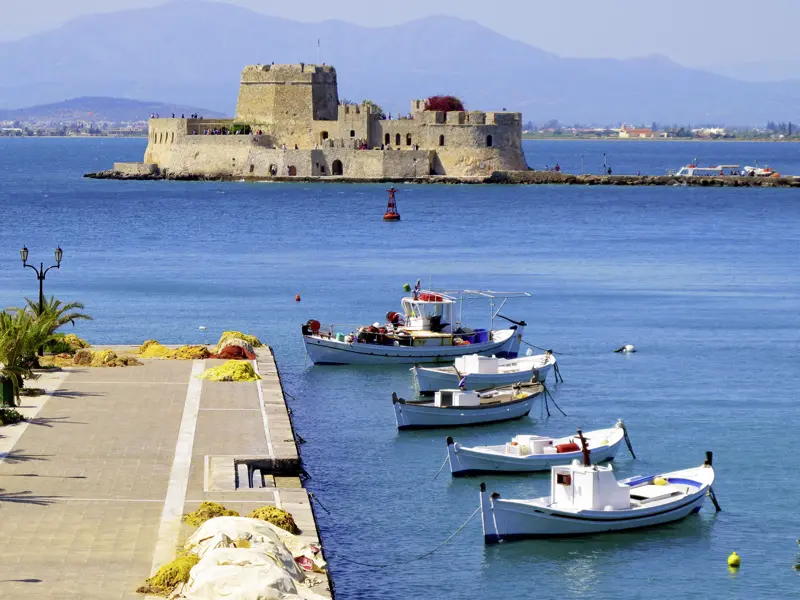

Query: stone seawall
<box><xmin>85</xmin><ymin>167</ymin><xmax>800</xmax><ymax>188</ymax></box>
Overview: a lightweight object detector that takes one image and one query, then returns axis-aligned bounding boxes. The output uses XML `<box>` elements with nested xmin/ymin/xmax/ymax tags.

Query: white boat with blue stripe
<box><xmin>447</xmin><ymin>420</ymin><xmax>633</xmax><ymax>476</ymax></box>
<box><xmin>301</xmin><ymin>288</ymin><xmax>529</xmax><ymax>365</ymax></box>
<box><xmin>480</xmin><ymin>437</ymin><xmax>718</xmax><ymax>542</ymax></box>
<box><xmin>392</xmin><ymin>382</ymin><xmax>543</xmax><ymax>430</ymax></box>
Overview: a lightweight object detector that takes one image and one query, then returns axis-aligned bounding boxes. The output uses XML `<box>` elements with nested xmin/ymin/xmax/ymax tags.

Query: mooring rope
<box><xmin>521</xmin><ymin>339</ymin><xmax>572</xmax><ymax>356</ymax></box>
<box><xmin>327</xmin><ymin>507</ymin><xmax>482</xmax><ymax>569</ymax></box>
<box><xmin>543</xmin><ymin>384</ymin><xmax>568</xmax><ymax>416</ymax></box>
<box><xmin>433</xmin><ymin>454</ymin><xmax>449</xmax><ymax>480</ymax></box>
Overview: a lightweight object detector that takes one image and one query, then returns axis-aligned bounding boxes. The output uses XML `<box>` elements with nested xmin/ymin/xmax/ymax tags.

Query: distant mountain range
<box><xmin>704</xmin><ymin>59</ymin><xmax>800</xmax><ymax>84</ymax></box>
<box><xmin>1</xmin><ymin>0</ymin><xmax>799</xmax><ymax>124</ymax></box>
<box><xmin>0</xmin><ymin>97</ymin><xmax>223</xmax><ymax>122</ymax></box>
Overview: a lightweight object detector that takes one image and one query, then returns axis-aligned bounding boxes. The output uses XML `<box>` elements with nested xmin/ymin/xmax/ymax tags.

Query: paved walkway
<box><xmin>0</xmin><ymin>348</ymin><xmax>329</xmax><ymax>600</ymax></box>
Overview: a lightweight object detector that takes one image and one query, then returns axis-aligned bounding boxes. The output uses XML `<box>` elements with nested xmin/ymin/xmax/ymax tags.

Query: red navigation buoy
<box><xmin>295</xmin><ymin>294</ymin><xmax>301</xmax><ymax>302</ymax></box>
<box><xmin>383</xmin><ymin>187</ymin><xmax>401</xmax><ymax>221</ymax></box>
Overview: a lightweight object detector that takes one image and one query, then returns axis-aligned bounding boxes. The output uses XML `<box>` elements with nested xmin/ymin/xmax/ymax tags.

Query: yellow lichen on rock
<box><xmin>183</xmin><ymin>502</ymin><xmax>240</xmax><ymax>527</ymax></box>
<box><xmin>247</xmin><ymin>505</ymin><xmax>300</xmax><ymax>534</ymax></box>
<box><xmin>166</xmin><ymin>345</ymin><xmax>212</xmax><ymax>360</ymax></box>
<box><xmin>136</xmin><ymin>555</ymin><xmax>199</xmax><ymax>596</ymax></box>
<box><xmin>199</xmin><ymin>361</ymin><xmax>261</xmax><ymax>382</ymax></box>
<box><xmin>217</xmin><ymin>331</ymin><xmax>263</xmax><ymax>349</ymax></box>
<box><xmin>63</xmin><ymin>333</ymin><xmax>90</xmax><ymax>350</ymax></box>
<box><xmin>138</xmin><ymin>340</ymin><xmax>171</xmax><ymax>358</ymax></box>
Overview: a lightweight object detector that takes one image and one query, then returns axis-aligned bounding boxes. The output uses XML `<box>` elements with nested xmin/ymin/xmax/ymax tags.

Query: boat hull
<box><xmin>413</xmin><ymin>357</ymin><xmax>554</xmax><ymax>393</ymax></box>
<box><xmin>480</xmin><ymin>466</ymin><xmax>714</xmax><ymax>542</ymax></box>
<box><xmin>304</xmin><ymin>327</ymin><xmax>523</xmax><ymax>365</ymax></box>
<box><xmin>447</xmin><ymin>431</ymin><xmax>624</xmax><ymax>476</ymax></box>
<box><xmin>393</xmin><ymin>395</ymin><xmax>537</xmax><ymax>430</ymax></box>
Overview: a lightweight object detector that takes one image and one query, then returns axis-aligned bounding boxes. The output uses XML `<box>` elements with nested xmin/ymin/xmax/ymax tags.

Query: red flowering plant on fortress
<box><xmin>424</xmin><ymin>96</ymin><xmax>465</xmax><ymax>112</ymax></box>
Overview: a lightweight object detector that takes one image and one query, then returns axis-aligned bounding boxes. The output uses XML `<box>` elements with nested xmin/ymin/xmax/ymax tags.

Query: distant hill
<box><xmin>0</xmin><ymin>96</ymin><xmax>224</xmax><ymax>122</ymax></box>
<box><xmin>704</xmin><ymin>59</ymin><xmax>800</xmax><ymax>84</ymax></box>
<box><xmin>1</xmin><ymin>1</ymin><xmax>799</xmax><ymax>124</ymax></box>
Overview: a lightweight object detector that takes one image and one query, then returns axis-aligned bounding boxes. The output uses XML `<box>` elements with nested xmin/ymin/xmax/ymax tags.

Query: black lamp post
<box><xmin>21</xmin><ymin>246</ymin><xmax>62</xmax><ymax>355</ymax></box>
<box><xmin>21</xmin><ymin>245</ymin><xmax>63</xmax><ymax>316</ymax></box>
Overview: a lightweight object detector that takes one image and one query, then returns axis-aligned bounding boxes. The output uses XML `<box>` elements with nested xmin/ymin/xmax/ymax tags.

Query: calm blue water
<box><xmin>2</xmin><ymin>138</ymin><xmax>800</xmax><ymax>599</ymax></box>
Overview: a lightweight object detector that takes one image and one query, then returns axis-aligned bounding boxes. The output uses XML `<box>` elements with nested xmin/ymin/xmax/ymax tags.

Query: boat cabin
<box><xmin>551</xmin><ymin>463</ymin><xmax>631</xmax><ymax>511</ymax></box>
<box><xmin>675</xmin><ymin>164</ymin><xmax>740</xmax><ymax>177</ymax></box>
<box><xmin>401</xmin><ymin>292</ymin><xmax>456</xmax><ymax>333</ymax></box>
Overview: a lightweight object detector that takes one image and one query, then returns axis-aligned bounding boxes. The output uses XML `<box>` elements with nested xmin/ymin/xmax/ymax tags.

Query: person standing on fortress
<box><xmin>554</xmin><ymin>164</ymin><xmax>561</xmax><ymax>172</ymax></box>
<box><xmin>172</xmin><ymin>113</ymin><xmax>175</xmax><ymax>118</ymax></box>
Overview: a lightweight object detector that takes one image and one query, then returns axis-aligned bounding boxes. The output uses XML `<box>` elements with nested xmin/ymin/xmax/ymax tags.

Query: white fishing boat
<box><xmin>412</xmin><ymin>352</ymin><xmax>557</xmax><ymax>394</ymax></box>
<box><xmin>302</xmin><ymin>287</ymin><xmax>530</xmax><ymax>365</ymax></box>
<box><xmin>480</xmin><ymin>435</ymin><xmax>718</xmax><ymax>542</ymax></box>
<box><xmin>446</xmin><ymin>420</ymin><xmax>633</xmax><ymax>476</ymax></box>
<box><xmin>742</xmin><ymin>165</ymin><xmax>781</xmax><ymax>178</ymax></box>
<box><xmin>674</xmin><ymin>163</ymin><xmax>740</xmax><ymax>177</ymax></box>
<box><xmin>392</xmin><ymin>382</ymin><xmax>543</xmax><ymax>430</ymax></box>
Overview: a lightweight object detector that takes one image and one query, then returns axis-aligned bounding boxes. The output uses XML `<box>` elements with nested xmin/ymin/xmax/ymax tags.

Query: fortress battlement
<box><xmin>138</xmin><ymin>63</ymin><xmax>528</xmax><ymax>180</ymax></box>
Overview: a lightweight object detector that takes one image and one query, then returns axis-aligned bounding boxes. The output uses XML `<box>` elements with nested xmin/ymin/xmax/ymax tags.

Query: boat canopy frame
<box><xmin>428</xmin><ymin>289</ymin><xmax>532</xmax><ymax>331</ymax></box>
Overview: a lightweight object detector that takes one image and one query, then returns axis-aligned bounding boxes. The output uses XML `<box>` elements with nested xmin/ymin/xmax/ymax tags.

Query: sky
<box><xmin>0</xmin><ymin>0</ymin><xmax>797</xmax><ymax>68</ymax></box>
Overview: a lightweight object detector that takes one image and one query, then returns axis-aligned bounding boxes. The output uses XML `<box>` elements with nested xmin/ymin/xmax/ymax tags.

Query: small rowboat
<box><xmin>412</xmin><ymin>352</ymin><xmax>557</xmax><ymax>394</ymax></box>
<box><xmin>446</xmin><ymin>420</ymin><xmax>633</xmax><ymax>476</ymax></box>
<box><xmin>480</xmin><ymin>436</ymin><xmax>718</xmax><ymax>542</ymax></box>
<box><xmin>392</xmin><ymin>383</ymin><xmax>543</xmax><ymax>430</ymax></box>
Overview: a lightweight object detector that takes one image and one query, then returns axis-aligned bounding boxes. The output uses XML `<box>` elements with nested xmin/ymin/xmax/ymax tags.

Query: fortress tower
<box><xmin>235</xmin><ymin>64</ymin><xmax>338</xmax><ymax>146</ymax></box>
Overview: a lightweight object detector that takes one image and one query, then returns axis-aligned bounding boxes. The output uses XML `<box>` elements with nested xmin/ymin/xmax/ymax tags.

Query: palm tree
<box><xmin>0</xmin><ymin>309</ymin><xmax>57</xmax><ymax>404</ymax></box>
<box><xmin>25</xmin><ymin>296</ymin><xmax>93</xmax><ymax>330</ymax></box>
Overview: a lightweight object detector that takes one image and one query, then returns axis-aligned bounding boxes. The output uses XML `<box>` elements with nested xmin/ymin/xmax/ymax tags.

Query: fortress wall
<box><xmin>380</xmin><ymin>150</ymin><xmax>432</xmax><ymax>178</ymax></box>
<box><xmin>432</xmin><ymin>147</ymin><xmax>526</xmax><ymax>176</ymax></box>
<box><xmin>113</xmin><ymin>162</ymin><xmax>158</xmax><ymax>176</ymax></box>
<box><xmin>244</xmin><ymin>148</ymin><xmax>315</xmax><ymax>178</ymax></box>
<box><xmin>146</xmin><ymin>135</ymin><xmax>254</xmax><ymax>176</ymax></box>
<box><xmin>374</xmin><ymin>120</ymin><xmax>423</xmax><ymax>148</ymax></box>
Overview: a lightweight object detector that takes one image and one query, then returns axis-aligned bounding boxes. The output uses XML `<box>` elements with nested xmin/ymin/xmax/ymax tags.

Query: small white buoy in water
<box><xmin>199</xmin><ymin>326</ymin><xmax>207</xmax><ymax>331</ymax></box>
<box><xmin>526</xmin><ymin>348</ymin><xmax>533</xmax><ymax>357</ymax></box>
<box><xmin>614</xmin><ymin>344</ymin><xmax>636</xmax><ymax>353</ymax></box>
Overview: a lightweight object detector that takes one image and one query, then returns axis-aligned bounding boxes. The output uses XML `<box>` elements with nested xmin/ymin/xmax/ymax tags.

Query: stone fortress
<box><xmin>116</xmin><ymin>63</ymin><xmax>529</xmax><ymax>180</ymax></box>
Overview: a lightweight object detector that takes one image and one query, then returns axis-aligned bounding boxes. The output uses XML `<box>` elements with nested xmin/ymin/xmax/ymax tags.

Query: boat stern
<box><xmin>392</xmin><ymin>392</ymin><xmax>406</xmax><ymax>429</ymax></box>
<box><xmin>446</xmin><ymin>436</ymin><xmax>463</xmax><ymax>476</ymax></box>
<box><xmin>480</xmin><ymin>483</ymin><xmax>501</xmax><ymax>544</ymax></box>
<box><xmin>495</xmin><ymin>323</ymin><xmax>526</xmax><ymax>359</ymax></box>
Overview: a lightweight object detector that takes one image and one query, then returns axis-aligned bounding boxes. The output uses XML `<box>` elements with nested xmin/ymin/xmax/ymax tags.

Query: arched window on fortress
<box><xmin>171</xmin><ymin>132</ymin><xmax>175</xmax><ymax>144</ymax></box>
<box><xmin>384</xmin><ymin>133</ymin><xmax>390</xmax><ymax>146</ymax></box>
<box><xmin>350</xmin><ymin>130</ymin><xmax>355</xmax><ymax>137</ymax></box>
<box><xmin>321</xmin><ymin>131</ymin><xmax>329</xmax><ymax>140</ymax></box>
<box><xmin>159</xmin><ymin>133</ymin><xmax>163</xmax><ymax>144</ymax></box>
<box><xmin>395</xmin><ymin>133</ymin><xmax>401</xmax><ymax>147</ymax></box>
<box><xmin>439</xmin><ymin>134</ymin><xmax>445</xmax><ymax>147</ymax></box>
<box><xmin>486</xmin><ymin>134</ymin><xmax>493</xmax><ymax>147</ymax></box>
<box><xmin>406</xmin><ymin>134</ymin><xmax>412</xmax><ymax>146</ymax></box>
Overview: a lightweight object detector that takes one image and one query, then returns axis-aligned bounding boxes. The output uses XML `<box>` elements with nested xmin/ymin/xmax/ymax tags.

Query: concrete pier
<box><xmin>84</xmin><ymin>168</ymin><xmax>800</xmax><ymax>187</ymax></box>
<box><xmin>0</xmin><ymin>346</ymin><xmax>331</xmax><ymax>600</ymax></box>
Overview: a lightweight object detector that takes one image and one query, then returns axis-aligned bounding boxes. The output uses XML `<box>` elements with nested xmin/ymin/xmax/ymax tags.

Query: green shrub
<box><xmin>0</xmin><ymin>408</ymin><xmax>25</xmax><ymax>426</ymax></box>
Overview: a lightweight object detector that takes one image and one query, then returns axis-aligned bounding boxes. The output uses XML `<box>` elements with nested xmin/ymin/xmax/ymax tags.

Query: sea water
<box><xmin>1</xmin><ymin>138</ymin><xmax>799</xmax><ymax>599</ymax></box>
